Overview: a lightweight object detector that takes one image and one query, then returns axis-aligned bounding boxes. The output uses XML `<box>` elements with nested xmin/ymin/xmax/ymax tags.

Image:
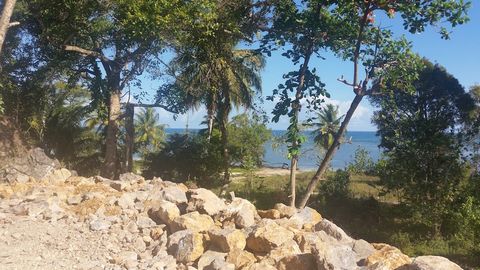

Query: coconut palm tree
<box><xmin>313</xmin><ymin>104</ymin><xmax>344</xmax><ymax>151</ymax></box>
<box><xmin>134</xmin><ymin>108</ymin><xmax>166</xmax><ymax>160</ymax></box>
<box><xmin>171</xmin><ymin>45</ymin><xmax>264</xmax><ymax>189</ymax></box>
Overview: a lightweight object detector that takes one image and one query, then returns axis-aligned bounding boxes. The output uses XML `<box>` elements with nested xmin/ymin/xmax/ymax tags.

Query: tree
<box><xmin>0</xmin><ymin>0</ymin><xmax>18</xmax><ymax>55</ymax></box>
<box><xmin>372</xmin><ymin>62</ymin><xmax>476</xmax><ymax>233</ymax></box>
<box><xmin>312</xmin><ymin>104</ymin><xmax>344</xmax><ymax>151</ymax></box>
<box><xmin>134</xmin><ymin>108</ymin><xmax>166</xmax><ymax>160</ymax></box>
<box><xmin>298</xmin><ymin>0</ymin><xmax>470</xmax><ymax>208</ymax></box>
<box><xmin>262</xmin><ymin>0</ymin><xmax>333</xmax><ymax>207</ymax></box>
<box><xmin>167</xmin><ymin>0</ymin><xmax>266</xmax><ymax>192</ymax></box>
<box><xmin>227</xmin><ymin>113</ymin><xmax>272</xmax><ymax>168</ymax></box>
<box><xmin>25</xmin><ymin>0</ymin><xmax>199</xmax><ymax>178</ymax></box>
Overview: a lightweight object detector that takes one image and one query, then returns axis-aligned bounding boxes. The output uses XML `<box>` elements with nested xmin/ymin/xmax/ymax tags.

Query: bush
<box><xmin>319</xmin><ymin>169</ymin><xmax>350</xmax><ymax>198</ymax></box>
<box><xmin>347</xmin><ymin>147</ymin><xmax>375</xmax><ymax>175</ymax></box>
<box><xmin>142</xmin><ymin>132</ymin><xmax>224</xmax><ymax>187</ymax></box>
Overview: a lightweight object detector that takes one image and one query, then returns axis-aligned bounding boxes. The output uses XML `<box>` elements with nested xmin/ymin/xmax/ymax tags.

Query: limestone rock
<box><xmin>274</xmin><ymin>203</ymin><xmax>297</xmax><ymax>218</ymax></box>
<box><xmin>148</xmin><ymin>200</ymin><xmax>180</xmax><ymax>226</ymax></box>
<box><xmin>158</xmin><ymin>186</ymin><xmax>188</xmax><ymax>204</ymax></box>
<box><xmin>167</xmin><ymin>230</ymin><xmax>205</xmax><ymax>263</ymax></box>
<box><xmin>1</xmin><ymin>148</ymin><xmax>60</xmax><ymax>183</ymax></box>
<box><xmin>119</xmin><ymin>172</ymin><xmax>144</xmax><ymax>183</ymax></box>
<box><xmin>136</xmin><ymin>215</ymin><xmax>156</xmax><ymax>229</ymax></box>
<box><xmin>226</xmin><ymin>249</ymin><xmax>256</xmax><ymax>270</ymax></box>
<box><xmin>247</xmin><ymin>262</ymin><xmax>276</xmax><ymax>270</ymax></box>
<box><xmin>276</xmin><ymin>253</ymin><xmax>317</xmax><ymax>270</ymax></box>
<box><xmin>44</xmin><ymin>168</ymin><xmax>72</xmax><ymax>184</ymax></box>
<box><xmin>365</xmin><ymin>243</ymin><xmax>412</xmax><ymax>270</ymax></box>
<box><xmin>401</xmin><ymin>256</ymin><xmax>462</xmax><ymax>270</ymax></box>
<box><xmin>67</xmin><ymin>195</ymin><xmax>83</xmax><ymax>205</ymax></box>
<box><xmin>208</xmin><ymin>227</ymin><xmax>246</xmax><ymax>252</ymax></box>
<box><xmin>257</xmin><ymin>209</ymin><xmax>281</xmax><ymax>219</ymax></box>
<box><xmin>289</xmin><ymin>207</ymin><xmax>322</xmax><ymax>230</ymax></box>
<box><xmin>312</xmin><ymin>239</ymin><xmax>358</xmax><ymax>270</ymax></box>
<box><xmin>204</xmin><ymin>258</ymin><xmax>235</xmax><ymax>270</ymax></box>
<box><xmin>352</xmin><ymin>239</ymin><xmax>376</xmax><ymax>262</ymax></box>
<box><xmin>246</xmin><ymin>220</ymin><xmax>295</xmax><ymax>253</ymax></box>
<box><xmin>197</xmin><ymin>250</ymin><xmax>227</xmax><ymax>270</ymax></box>
<box><xmin>114</xmin><ymin>251</ymin><xmax>138</xmax><ymax>268</ymax></box>
<box><xmin>170</xmin><ymin>211</ymin><xmax>215</xmax><ymax>233</ymax></box>
<box><xmin>110</xmin><ymin>181</ymin><xmax>131</xmax><ymax>192</ymax></box>
<box><xmin>224</xmin><ymin>198</ymin><xmax>257</xmax><ymax>229</ymax></box>
<box><xmin>265</xmin><ymin>239</ymin><xmax>301</xmax><ymax>264</ymax></box>
<box><xmin>315</xmin><ymin>219</ymin><xmax>352</xmax><ymax>242</ymax></box>
<box><xmin>117</xmin><ymin>193</ymin><xmax>136</xmax><ymax>209</ymax></box>
<box><xmin>188</xmin><ymin>188</ymin><xmax>226</xmax><ymax>216</ymax></box>
<box><xmin>133</xmin><ymin>237</ymin><xmax>147</xmax><ymax>253</ymax></box>
<box><xmin>89</xmin><ymin>219</ymin><xmax>111</xmax><ymax>231</ymax></box>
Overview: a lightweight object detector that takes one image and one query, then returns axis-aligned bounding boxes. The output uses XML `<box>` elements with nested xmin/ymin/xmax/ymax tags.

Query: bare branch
<box><xmin>8</xmin><ymin>21</ymin><xmax>19</xmax><ymax>27</ymax></box>
<box><xmin>64</xmin><ymin>45</ymin><xmax>112</xmax><ymax>63</ymax></box>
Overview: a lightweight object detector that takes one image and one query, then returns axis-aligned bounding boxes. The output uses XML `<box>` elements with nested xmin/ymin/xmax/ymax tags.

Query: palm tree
<box><xmin>134</xmin><ymin>108</ymin><xmax>166</xmax><ymax>160</ymax></box>
<box><xmin>171</xmin><ymin>46</ymin><xmax>264</xmax><ymax>190</ymax></box>
<box><xmin>313</xmin><ymin>104</ymin><xmax>344</xmax><ymax>151</ymax></box>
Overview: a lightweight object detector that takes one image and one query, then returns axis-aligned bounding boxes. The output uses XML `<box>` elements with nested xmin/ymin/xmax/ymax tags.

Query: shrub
<box><xmin>319</xmin><ymin>169</ymin><xmax>350</xmax><ymax>198</ymax></box>
<box><xmin>347</xmin><ymin>147</ymin><xmax>375</xmax><ymax>175</ymax></box>
<box><xmin>142</xmin><ymin>132</ymin><xmax>224</xmax><ymax>187</ymax></box>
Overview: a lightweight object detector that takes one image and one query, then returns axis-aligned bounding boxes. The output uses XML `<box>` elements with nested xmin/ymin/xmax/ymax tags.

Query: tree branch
<box><xmin>64</xmin><ymin>45</ymin><xmax>112</xmax><ymax>63</ymax></box>
<box><xmin>8</xmin><ymin>21</ymin><xmax>19</xmax><ymax>27</ymax></box>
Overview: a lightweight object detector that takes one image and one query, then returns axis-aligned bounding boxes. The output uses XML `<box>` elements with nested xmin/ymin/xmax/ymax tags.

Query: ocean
<box><xmin>265</xmin><ymin>130</ymin><xmax>380</xmax><ymax>169</ymax></box>
<box><xmin>165</xmin><ymin>129</ymin><xmax>381</xmax><ymax>170</ymax></box>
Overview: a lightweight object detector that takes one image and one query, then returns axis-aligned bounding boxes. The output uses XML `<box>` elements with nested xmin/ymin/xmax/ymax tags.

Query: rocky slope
<box><xmin>0</xmin><ymin>153</ymin><xmax>464</xmax><ymax>270</ymax></box>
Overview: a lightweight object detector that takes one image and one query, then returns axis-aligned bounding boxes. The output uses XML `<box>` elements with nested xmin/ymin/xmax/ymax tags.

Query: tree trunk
<box><xmin>289</xmin><ymin>156</ymin><xmax>298</xmax><ymax>207</ymax></box>
<box><xmin>102</xmin><ymin>89</ymin><xmax>121</xmax><ymax>179</ymax></box>
<box><xmin>288</xmin><ymin>45</ymin><xmax>313</xmax><ymax>207</ymax></box>
<box><xmin>0</xmin><ymin>0</ymin><xmax>16</xmax><ymax>55</ymax></box>
<box><xmin>125</xmin><ymin>104</ymin><xmax>134</xmax><ymax>173</ymax></box>
<box><xmin>219</xmin><ymin>93</ymin><xmax>231</xmax><ymax>196</ymax></box>
<box><xmin>298</xmin><ymin>94</ymin><xmax>364</xmax><ymax>208</ymax></box>
<box><xmin>207</xmin><ymin>113</ymin><xmax>214</xmax><ymax>142</ymax></box>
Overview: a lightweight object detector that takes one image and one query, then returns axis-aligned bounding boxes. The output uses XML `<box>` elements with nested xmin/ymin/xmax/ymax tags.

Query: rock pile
<box><xmin>0</xmin><ymin>168</ymin><xmax>463</xmax><ymax>270</ymax></box>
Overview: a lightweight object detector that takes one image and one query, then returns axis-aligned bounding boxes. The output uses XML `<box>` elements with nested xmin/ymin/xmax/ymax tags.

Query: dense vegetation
<box><xmin>0</xmin><ymin>0</ymin><xmax>479</xmax><ymax>267</ymax></box>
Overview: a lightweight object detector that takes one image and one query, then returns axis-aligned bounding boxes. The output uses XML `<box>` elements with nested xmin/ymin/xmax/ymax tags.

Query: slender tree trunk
<box><xmin>0</xmin><ymin>0</ymin><xmax>16</xmax><ymax>55</ymax></box>
<box><xmin>102</xmin><ymin>89</ymin><xmax>121</xmax><ymax>179</ymax></box>
<box><xmin>125</xmin><ymin>104</ymin><xmax>134</xmax><ymax>172</ymax></box>
<box><xmin>207</xmin><ymin>112</ymin><xmax>214</xmax><ymax>141</ymax></box>
<box><xmin>298</xmin><ymin>94</ymin><xmax>364</xmax><ymax>208</ymax></box>
<box><xmin>289</xmin><ymin>157</ymin><xmax>298</xmax><ymax>207</ymax></box>
<box><xmin>298</xmin><ymin>2</ymin><xmax>371</xmax><ymax>208</ymax></box>
<box><xmin>288</xmin><ymin>45</ymin><xmax>313</xmax><ymax>207</ymax></box>
<box><xmin>219</xmin><ymin>94</ymin><xmax>231</xmax><ymax>196</ymax></box>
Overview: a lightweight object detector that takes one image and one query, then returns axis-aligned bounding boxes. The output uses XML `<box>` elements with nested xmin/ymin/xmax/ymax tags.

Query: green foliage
<box><xmin>348</xmin><ymin>147</ymin><xmax>375</xmax><ymax>175</ymax></box>
<box><xmin>42</xmin><ymin>83</ymin><xmax>104</xmax><ymax>176</ymax></box>
<box><xmin>319</xmin><ymin>169</ymin><xmax>350</xmax><ymax>198</ymax></box>
<box><xmin>372</xmin><ymin>62</ymin><xmax>477</xmax><ymax>231</ymax></box>
<box><xmin>134</xmin><ymin>108</ymin><xmax>166</xmax><ymax>160</ymax></box>
<box><xmin>311</xmin><ymin>104</ymin><xmax>344</xmax><ymax>151</ymax></box>
<box><xmin>142</xmin><ymin>132</ymin><xmax>223</xmax><ymax>187</ymax></box>
<box><xmin>227</xmin><ymin>113</ymin><xmax>271</xmax><ymax>168</ymax></box>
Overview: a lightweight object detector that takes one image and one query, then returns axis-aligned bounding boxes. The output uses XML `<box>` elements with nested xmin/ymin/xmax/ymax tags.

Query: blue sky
<box><xmin>139</xmin><ymin>3</ymin><xmax>480</xmax><ymax>131</ymax></box>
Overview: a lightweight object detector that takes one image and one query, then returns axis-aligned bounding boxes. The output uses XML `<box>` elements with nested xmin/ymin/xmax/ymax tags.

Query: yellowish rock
<box><xmin>365</xmin><ymin>243</ymin><xmax>412</xmax><ymax>270</ymax></box>
<box><xmin>167</xmin><ymin>230</ymin><xmax>205</xmax><ymax>263</ymax></box>
<box><xmin>257</xmin><ymin>209</ymin><xmax>281</xmax><ymax>219</ymax></box>
<box><xmin>276</xmin><ymin>253</ymin><xmax>317</xmax><ymax>270</ymax></box>
<box><xmin>208</xmin><ymin>227</ymin><xmax>246</xmax><ymax>252</ymax></box>
<box><xmin>226</xmin><ymin>249</ymin><xmax>256</xmax><ymax>270</ymax></box>
<box><xmin>170</xmin><ymin>211</ymin><xmax>215</xmax><ymax>233</ymax></box>
<box><xmin>246</xmin><ymin>220</ymin><xmax>294</xmax><ymax>253</ymax></box>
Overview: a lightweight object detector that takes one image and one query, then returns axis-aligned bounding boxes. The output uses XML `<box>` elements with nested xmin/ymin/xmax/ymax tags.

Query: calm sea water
<box><xmin>166</xmin><ymin>129</ymin><xmax>381</xmax><ymax>170</ymax></box>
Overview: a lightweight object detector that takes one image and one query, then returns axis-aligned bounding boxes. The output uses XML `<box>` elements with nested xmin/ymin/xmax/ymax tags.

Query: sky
<box><xmin>136</xmin><ymin>3</ymin><xmax>480</xmax><ymax>131</ymax></box>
